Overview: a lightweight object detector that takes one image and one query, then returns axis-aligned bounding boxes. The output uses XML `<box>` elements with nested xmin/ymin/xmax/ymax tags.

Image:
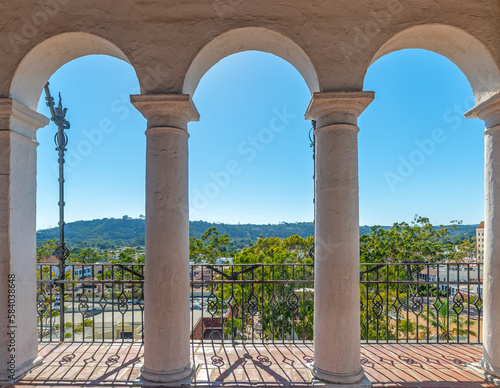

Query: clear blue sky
<box><xmin>36</xmin><ymin>49</ymin><xmax>484</xmax><ymax>230</ymax></box>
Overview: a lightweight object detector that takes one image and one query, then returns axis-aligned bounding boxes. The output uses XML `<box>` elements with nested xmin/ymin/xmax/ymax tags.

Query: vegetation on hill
<box><xmin>36</xmin><ymin>216</ymin><xmax>478</xmax><ymax>249</ymax></box>
<box><xmin>359</xmin><ymin>216</ymin><xmax>475</xmax><ymax>263</ymax></box>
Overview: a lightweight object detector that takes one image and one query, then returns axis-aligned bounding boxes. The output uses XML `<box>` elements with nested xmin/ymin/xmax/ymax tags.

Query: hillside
<box><xmin>36</xmin><ymin>217</ymin><xmax>478</xmax><ymax>249</ymax></box>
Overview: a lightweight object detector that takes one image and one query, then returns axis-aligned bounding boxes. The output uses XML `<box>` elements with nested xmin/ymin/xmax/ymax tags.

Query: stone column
<box><xmin>305</xmin><ymin>91</ymin><xmax>373</xmax><ymax>387</ymax></box>
<box><xmin>0</xmin><ymin>99</ymin><xmax>49</xmax><ymax>382</ymax></box>
<box><xmin>465</xmin><ymin>92</ymin><xmax>500</xmax><ymax>378</ymax></box>
<box><xmin>130</xmin><ymin>94</ymin><xmax>199</xmax><ymax>384</ymax></box>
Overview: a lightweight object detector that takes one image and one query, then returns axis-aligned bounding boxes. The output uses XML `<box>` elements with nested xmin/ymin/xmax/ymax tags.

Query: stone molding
<box><xmin>314</xmin><ymin>123</ymin><xmax>360</xmax><ymax>134</ymax></box>
<box><xmin>0</xmin><ymin>98</ymin><xmax>49</xmax><ymax>140</ymax></box>
<box><xmin>305</xmin><ymin>91</ymin><xmax>375</xmax><ymax>128</ymax></box>
<box><xmin>130</xmin><ymin>94</ymin><xmax>199</xmax><ymax>130</ymax></box>
<box><xmin>140</xmin><ymin>362</ymin><xmax>195</xmax><ymax>385</ymax></box>
<box><xmin>480</xmin><ymin>359</ymin><xmax>500</xmax><ymax>380</ymax></box>
<box><xmin>465</xmin><ymin>91</ymin><xmax>500</xmax><ymax>130</ymax></box>
<box><xmin>145</xmin><ymin>126</ymin><xmax>190</xmax><ymax>139</ymax></box>
<box><xmin>308</xmin><ymin>363</ymin><xmax>367</xmax><ymax>385</ymax></box>
<box><xmin>0</xmin><ymin>356</ymin><xmax>44</xmax><ymax>384</ymax></box>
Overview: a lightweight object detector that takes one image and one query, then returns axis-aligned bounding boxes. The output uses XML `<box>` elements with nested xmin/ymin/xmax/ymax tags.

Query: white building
<box><xmin>419</xmin><ymin>265</ymin><xmax>483</xmax><ymax>297</ymax></box>
<box><xmin>477</xmin><ymin>221</ymin><xmax>485</xmax><ymax>263</ymax></box>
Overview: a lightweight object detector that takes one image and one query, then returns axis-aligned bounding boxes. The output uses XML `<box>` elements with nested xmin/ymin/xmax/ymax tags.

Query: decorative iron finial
<box><xmin>53</xmin><ymin>93</ymin><xmax>70</xmax><ymax>130</ymax></box>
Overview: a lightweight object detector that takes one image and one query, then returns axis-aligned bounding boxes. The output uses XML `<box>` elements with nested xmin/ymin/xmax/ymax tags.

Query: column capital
<box><xmin>465</xmin><ymin>91</ymin><xmax>500</xmax><ymax>130</ymax></box>
<box><xmin>130</xmin><ymin>94</ymin><xmax>199</xmax><ymax>130</ymax></box>
<box><xmin>305</xmin><ymin>91</ymin><xmax>374</xmax><ymax>128</ymax></box>
<box><xmin>0</xmin><ymin>98</ymin><xmax>49</xmax><ymax>139</ymax></box>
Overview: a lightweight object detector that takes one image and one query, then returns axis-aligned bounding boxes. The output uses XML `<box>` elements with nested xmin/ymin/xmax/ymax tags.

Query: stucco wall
<box><xmin>0</xmin><ymin>0</ymin><xmax>499</xmax><ymax>106</ymax></box>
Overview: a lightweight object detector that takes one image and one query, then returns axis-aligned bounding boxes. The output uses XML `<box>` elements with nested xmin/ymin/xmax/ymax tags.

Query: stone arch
<box><xmin>366</xmin><ymin>24</ymin><xmax>500</xmax><ymax>104</ymax></box>
<box><xmin>183</xmin><ymin>27</ymin><xmax>320</xmax><ymax>96</ymax></box>
<box><xmin>10</xmin><ymin>32</ymin><xmax>136</xmax><ymax>110</ymax></box>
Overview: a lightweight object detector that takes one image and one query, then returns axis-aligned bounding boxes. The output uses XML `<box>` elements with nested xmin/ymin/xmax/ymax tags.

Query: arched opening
<box><xmin>8</xmin><ymin>33</ymin><xmax>143</xmax><ymax>349</ymax></box>
<box><xmin>361</xmin><ymin>24</ymin><xmax>500</xmax><ymax>226</ymax></box>
<box><xmin>35</xmin><ymin>55</ymin><xmax>144</xmax><ymax>234</ymax></box>
<box><xmin>361</xmin><ymin>48</ymin><xmax>484</xmax><ymax>226</ymax></box>
<box><xmin>183</xmin><ymin>27</ymin><xmax>320</xmax><ymax>96</ymax></box>
<box><xmin>367</xmin><ymin>24</ymin><xmax>500</xmax><ymax>105</ymax></box>
<box><xmin>9</xmin><ymin>31</ymin><xmax>143</xmax><ymax>234</ymax></box>
<box><xmin>359</xmin><ymin>47</ymin><xmax>485</xmax><ymax>342</ymax></box>
<box><xmin>10</xmin><ymin>32</ymin><xmax>133</xmax><ymax>110</ymax></box>
<box><xmin>187</xmin><ymin>49</ymin><xmax>314</xmax><ymax>341</ymax></box>
<box><xmin>189</xmin><ymin>51</ymin><xmax>313</xmax><ymax>224</ymax></box>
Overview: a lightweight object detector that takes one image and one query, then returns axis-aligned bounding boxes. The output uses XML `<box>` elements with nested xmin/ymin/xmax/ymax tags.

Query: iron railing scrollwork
<box><xmin>190</xmin><ymin>263</ymin><xmax>315</xmax><ymax>344</ymax></box>
<box><xmin>37</xmin><ymin>262</ymin><xmax>483</xmax><ymax>344</ymax></box>
<box><xmin>360</xmin><ymin>262</ymin><xmax>483</xmax><ymax>344</ymax></box>
<box><xmin>37</xmin><ymin>263</ymin><xmax>145</xmax><ymax>342</ymax></box>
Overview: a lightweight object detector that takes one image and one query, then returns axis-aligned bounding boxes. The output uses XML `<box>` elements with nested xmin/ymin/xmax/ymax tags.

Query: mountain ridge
<box><xmin>36</xmin><ymin>218</ymin><xmax>478</xmax><ymax>248</ymax></box>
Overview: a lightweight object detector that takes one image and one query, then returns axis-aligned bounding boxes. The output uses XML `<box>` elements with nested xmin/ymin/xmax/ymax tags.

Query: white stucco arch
<box><xmin>183</xmin><ymin>27</ymin><xmax>320</xmax><ymax>96</ymax></box>
<box><xmin>367</xmin><ymin>24</ymin><xmax>500</xmax><ymax>104</ymax></box>
<box><xmin>10</xmin><ymin>32</ymin><xmax>134</xmax><ymax>110</ymax></box>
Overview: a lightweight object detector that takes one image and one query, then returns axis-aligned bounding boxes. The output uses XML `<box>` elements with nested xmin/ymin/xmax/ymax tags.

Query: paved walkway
<box><xmin>7</xmin><ymin>342</ymin><xmax>500</xmax><ymax>387</ymax></box>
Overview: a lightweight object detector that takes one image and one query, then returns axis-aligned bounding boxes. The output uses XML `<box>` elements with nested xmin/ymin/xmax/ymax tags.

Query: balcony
<box><xmin>25</xmin><ymin>262</ymin><xmax>497</xmax><ymax>387</ymax></box>
<box><xmin>17</xmin><ymin>342</ymin><xmax>495</xmax><ymax>387</ymax></box>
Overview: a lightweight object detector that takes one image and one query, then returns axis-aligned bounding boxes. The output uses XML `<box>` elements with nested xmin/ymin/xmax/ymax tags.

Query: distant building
<box><xmin>216</xmin><ymin>257</ymin><xmax>233</xmax><ymax>265</ymax></box>
<box><xmin>477</xmin><ymin>221</ymin><xmax>485</xmax><ymax>263</ymax></box>
<box><xmin>418</xmin><ymin>265</ymin><xmax>483</xmax><ymax>297</ymax></box>
<box><xmin>418</xmin><ymin>268</ymin><xmax>438</xmax><ymax>282</ymax></box>
<box><xmin>72</xmin><ymin>265</ymin><xmax>93</xmax><ymax>279</ymax></box>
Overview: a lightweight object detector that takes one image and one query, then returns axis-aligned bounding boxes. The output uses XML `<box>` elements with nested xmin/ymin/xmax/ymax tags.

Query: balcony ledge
<box><xmin>9</xmin><ymin>342</ymin><xmax>499</xmax><ymax>387</ymax></box>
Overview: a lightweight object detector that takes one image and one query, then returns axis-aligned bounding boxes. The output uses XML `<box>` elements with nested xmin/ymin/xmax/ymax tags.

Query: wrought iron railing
<box><xmin>190</xmin><ymin>263</ymin><xmax>314</xmax><ymax>344</ymax></box>
<box><xmin>360</xmin><ymin>262</ymin><xmax>483</xmax><ymax>344</ymax></box>
<box><xmin>36</xmin><ymin>262</ymin><xmax>483</xmax><ymax>344</ymax></box>
<box><xmin>36</xmin><ymin>263</ymin><xmax>145</xmax><ymax>342</ymax></box>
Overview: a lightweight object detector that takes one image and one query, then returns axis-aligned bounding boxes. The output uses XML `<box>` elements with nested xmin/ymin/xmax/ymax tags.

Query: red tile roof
<box><xmin>39</xmin><ymin>255</ymin><xmax>59</xmax><ymax>264</ymax></box>
<box><xmin>478</xmin><ymin>221</ymin><xmax>485</xmax><ymax>229</ymax></box>
<box><xmin>190</xmin><ymin>307</ymin><xmax>237</xmax><ymax>340</ymax></box>
<box><xmin>419</xmin><ymin>269</ymin><xmax>438</xmax><ymax>276</ymax></box>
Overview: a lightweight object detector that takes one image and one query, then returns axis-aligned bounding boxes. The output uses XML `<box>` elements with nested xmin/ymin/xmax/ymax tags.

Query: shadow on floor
<box><xmin>8</xmin><ymin>342</ymin><xmax>498</xmax><ymax>387</ymax></box>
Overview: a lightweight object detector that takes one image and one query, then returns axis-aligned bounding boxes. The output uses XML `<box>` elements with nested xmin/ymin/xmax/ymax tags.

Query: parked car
<box><xmin>83</xmin><ymin>307</ymin><xmax>102</xmax><ymax>317</ymax></box>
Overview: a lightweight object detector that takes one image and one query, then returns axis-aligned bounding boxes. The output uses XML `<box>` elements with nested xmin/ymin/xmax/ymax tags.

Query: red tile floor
<box><xmin>8</xmin><ymin>342</ymin><xmax>500</xmax><ymax>387</ymax></box>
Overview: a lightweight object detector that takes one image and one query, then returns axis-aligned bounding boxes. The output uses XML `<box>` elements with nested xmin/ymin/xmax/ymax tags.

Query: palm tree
<box><xmin>418</xmin><ymin>298</ymin><xmax>476</xmax><ymax>341</ymax></box>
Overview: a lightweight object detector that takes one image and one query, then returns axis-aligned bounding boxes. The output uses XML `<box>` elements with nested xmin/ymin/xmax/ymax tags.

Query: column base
<box><xmin>307</xmin><ymin>363</ymin><xmax>372</xmax><ymax>387</ymax></box>
<box><xmin>467</xmin><ymin>361</ymin><xmax>500</xmax><ymax>385</ymax></box>
<box><xmin>0</xmin><ymin>355</ymin><xmax>43</xmax><ymax>384</ymax></box>
<box><xmin>139</xmin><ymin>362</ymin><xmax>195</xmax><ymax>386</ymax></box>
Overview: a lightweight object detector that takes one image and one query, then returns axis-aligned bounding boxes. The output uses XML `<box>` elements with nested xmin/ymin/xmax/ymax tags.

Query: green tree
<box><xmin>190</xmin><ymin>227</ymin><xmax>232</xmax><ymax>263</ymax></box>
<box><xmin>36</xmin><ymin>239</ymin><xmax>57</xmax><ymax>262</ymax></box>
<box><xmin>79</xmin><ymin>247</ymin><xmax>100</xmax><ymax>263</ymax></box>
<box><xmin>115</xmin><ymin>248</ymin><xmax>137</xmax><ymax>263</ymax></box>
<box><xmin>454</xmin><ymin>239</ymin><xmax>477</xmax><ymax>263</ymax></box>
<box><xmin>360</xmin><ymin>215</ymin><xmax>458</xmax><ymax>264</ymax></box>
<box><xmin>213</xmin><ymin>236</ymin><xmax>314</xmax><ymax>342</ymax></box>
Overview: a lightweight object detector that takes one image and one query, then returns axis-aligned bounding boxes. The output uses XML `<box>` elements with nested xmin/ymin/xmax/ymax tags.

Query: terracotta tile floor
<box><xmin>8</xmin><ymin>342</ymin><xmax>500</xmax><ymax>387</ymax></box>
